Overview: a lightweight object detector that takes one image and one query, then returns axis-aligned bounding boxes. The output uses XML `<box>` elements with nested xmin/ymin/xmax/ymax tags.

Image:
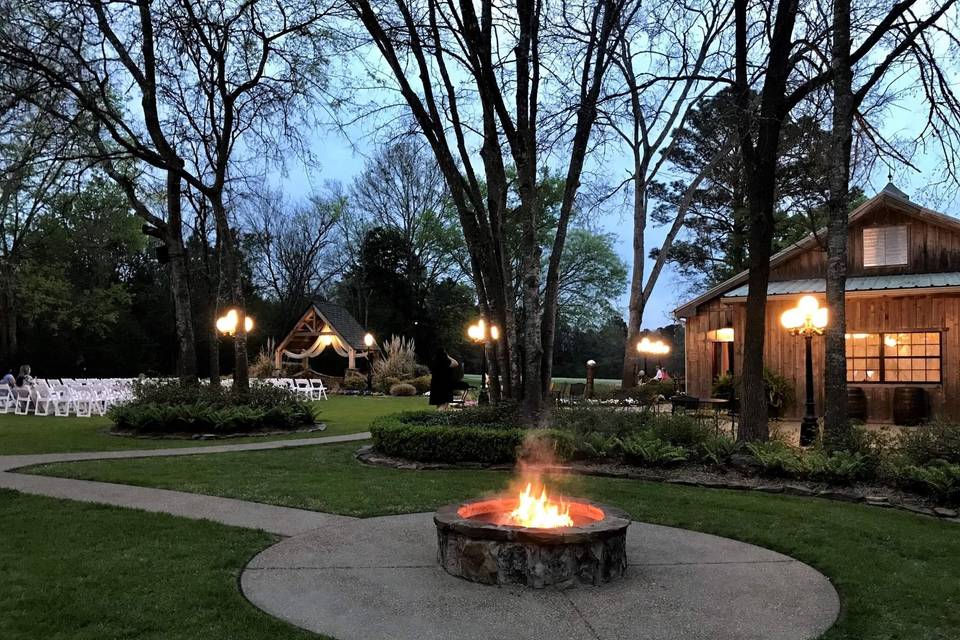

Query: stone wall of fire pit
<box><xmin>434</xmin><ymin>498</ymin><xmax>630</xmax><ymax>588</ymax></box>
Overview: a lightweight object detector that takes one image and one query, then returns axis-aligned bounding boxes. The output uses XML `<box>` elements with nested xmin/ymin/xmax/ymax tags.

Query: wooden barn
<box><xmin>675</xmin><ymin>184</ymin><xmax>960</xmax><ymax>423</ymax></box>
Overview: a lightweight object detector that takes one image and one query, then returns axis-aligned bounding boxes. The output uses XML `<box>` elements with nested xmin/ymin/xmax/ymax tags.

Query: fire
<box><xmin>504</xmin><ymin>483</ymin><xmax>573</xmax><ymax>528</ymax></box>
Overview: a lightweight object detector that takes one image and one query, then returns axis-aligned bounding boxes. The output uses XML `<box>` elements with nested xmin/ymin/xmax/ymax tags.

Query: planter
<box><xmin>847</xmin><ymin>387</ymin><xmax>868</xmax><ymax>422</ymax></box>
<box><xmin>893</xmin><ymin>387</ymin><xmax>927</xmax><ymax>426</ymax></box>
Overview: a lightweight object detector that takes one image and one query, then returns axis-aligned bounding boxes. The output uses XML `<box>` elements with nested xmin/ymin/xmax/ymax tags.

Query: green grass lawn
<box><xmin>26</xmin><ymin>442</ymin><xmax>960</xmax><ymax>639</ymax></box>
<box><xmin>0</xmin><ymin>395</ymin><xmax>425</xmax><ymax>455</ymax></box>
<box><xmin>0</xmin><ymin>489</ymin><xmax>315</xmax><ymax>640</ymax></box>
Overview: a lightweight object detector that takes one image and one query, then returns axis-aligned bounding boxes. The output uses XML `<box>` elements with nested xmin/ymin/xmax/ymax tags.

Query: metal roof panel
<box><xmin>721</xmin><ymin>272</ymin><xmax>960</xmax><ymax>299</ymax></box>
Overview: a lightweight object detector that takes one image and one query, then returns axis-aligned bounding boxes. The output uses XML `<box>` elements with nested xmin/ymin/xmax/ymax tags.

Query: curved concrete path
<box><xmin>0</xmin><ymin>432</ymin><xmax>370</xmax><ymax>536</ymax></box>
<box><xmin>242</xmin><ymin>512</ymin><xmax>840</xmax><ymax>640</ymax></box>
<box><xmin>1</xmin><ymin>433</ymin><xmax>841</xmax><ymax>639</ymax></box>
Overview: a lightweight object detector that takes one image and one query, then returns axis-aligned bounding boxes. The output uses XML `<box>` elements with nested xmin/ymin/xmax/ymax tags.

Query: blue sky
<box><xmin>276</xmin><ymin>110</ymin><xmax>957</xmax><ymax>331</ymax></box>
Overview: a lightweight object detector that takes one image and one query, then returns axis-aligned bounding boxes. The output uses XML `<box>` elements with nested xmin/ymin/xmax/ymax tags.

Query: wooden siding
<box><xmin>685</xmin><ymin>293</ymin><xmax>960</xmax><ymax>422</ymax></box>
<box><xmin>770</xmin><ymin>202</ymin><xmax>960</xmax><ymax>281</ymax></box>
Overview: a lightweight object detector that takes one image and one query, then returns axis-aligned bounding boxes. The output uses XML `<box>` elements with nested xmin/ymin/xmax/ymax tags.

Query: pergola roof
<box><xmin>309</xmin><ymin>300</ymin><xmax>368</xmax><ymax>351</ymax></box>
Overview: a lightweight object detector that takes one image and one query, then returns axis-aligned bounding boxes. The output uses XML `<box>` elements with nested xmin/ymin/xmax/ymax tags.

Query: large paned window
<box><xmin>846</xmin><ymin>332</ymin><xmax>941</xmax><ymax>383</ymax></box>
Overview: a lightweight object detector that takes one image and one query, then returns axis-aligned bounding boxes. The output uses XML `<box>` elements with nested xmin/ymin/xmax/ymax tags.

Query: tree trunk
<box><xmin>209</xmin><ymin>310</ymin><xmax>221</xmax><ymax>385</ymax></box>
<box><xmin>737</xmin><ymin>198</ymin><xmax>774</xmax><ymax>442</ymax></box>
<box><xmin>0</xmin><ymin>267</ymin><xmax>17</xmax><ymax>365</ymax></box>
<box><xmin>823</xmin><ymin>0</ymin><xmax>854</xmax><ymax>449</ymax></box>
<box><xmin>734</xmin><ymin>0</ymin><xmax>800</xmax><ymax>443</ymax></box>
<box><xmin>165</xmin><ymin>171</ymin><xmax>198</xmax><ymax>386</ymax></box>
<box><xmin>621</xmin><ymin>169</ymin><xmax>647</xmax><ymax>387</ymax></box>
<box><xmin>211</xmin><ymin>195</ymin><xmax>249</xmax><ymax>393</ymax></box>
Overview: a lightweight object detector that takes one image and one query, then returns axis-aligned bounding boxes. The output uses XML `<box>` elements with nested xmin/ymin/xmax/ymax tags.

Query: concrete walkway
<box><xmin>243</xmin><ymin>512</ymin><xmax>841</xmax><ymax>640</ymax></box>
<box><xmin>1</xmin><ymin>432</ymin><xmax>842</xmax><ymax>639</ymax></box>
<box><xmin>0</xmin><ymin>432</ymin><xmax>370</xmax><ymax>536</ymax></box>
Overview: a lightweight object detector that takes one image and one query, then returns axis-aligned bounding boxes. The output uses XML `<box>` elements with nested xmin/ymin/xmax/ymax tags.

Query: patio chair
<box><xmin>553</xmin><ymin>382</ymin><xmax>570</xmax><ymax>406</ymax></box>
<box><xmin>449</xmin><ymin>386</ymin><xmax>472</xmax><ymax>408</ymax></box>
<box><xmin>568</xmin><ymin>383</ymin><xmax>586</xmax><ymax>405</ymax></box>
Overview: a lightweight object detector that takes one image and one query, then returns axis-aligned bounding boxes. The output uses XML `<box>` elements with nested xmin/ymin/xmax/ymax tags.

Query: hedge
<box><xmin>108</xmin><ymin>380</ymin><xmax>315</xmax><ymax>434</ymax></box>
<box><xmin>370</xmin><ymin>414</ymin><xmax>572</xmax><ymax>464</ymax></box>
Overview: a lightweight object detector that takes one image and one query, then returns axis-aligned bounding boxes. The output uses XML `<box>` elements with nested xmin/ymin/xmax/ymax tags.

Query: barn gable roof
<box><xmin>674</xmin><ymin>185</ymin><xmax>960</xmax><ymax>318</ymax></box>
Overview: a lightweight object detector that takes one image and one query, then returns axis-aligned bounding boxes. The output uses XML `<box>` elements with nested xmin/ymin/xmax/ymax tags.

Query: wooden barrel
<box><xmin>893</xmin><ymin>387</ymin><xmax>927</xmax><ymax>426</ymax></box>
<box><xmin>847</xmin><ymin>387</ymin><xmax>867</xmax><ymax>422</ymax></box>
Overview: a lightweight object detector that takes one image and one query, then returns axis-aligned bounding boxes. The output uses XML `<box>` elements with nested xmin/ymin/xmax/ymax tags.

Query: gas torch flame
<box><xmin>505</xmin><ymin>483</ymin><xmax>574</xmax><ymax>528</ymax></box>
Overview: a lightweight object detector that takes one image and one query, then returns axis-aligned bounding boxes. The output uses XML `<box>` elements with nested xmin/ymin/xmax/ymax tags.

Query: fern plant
<box><xmin>618</xmin><ymin>432</ymin><xmax>689</xmax><ymax>467</ymax></box>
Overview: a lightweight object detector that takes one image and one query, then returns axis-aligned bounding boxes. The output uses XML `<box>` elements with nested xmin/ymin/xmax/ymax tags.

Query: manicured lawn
<box><xmin>27</xmin><ymin>442</ymin><xmax>960</xmax><ymax>640</ymax></box>
<box><xmin>0</xmin><ymin>395</ymin><xmax>425</xmax><ymax>455</ymax></box>
<box><xmin>0</xmin><ymin>489</ymin><xmax>316</xmax><ymax>640</ymax></box>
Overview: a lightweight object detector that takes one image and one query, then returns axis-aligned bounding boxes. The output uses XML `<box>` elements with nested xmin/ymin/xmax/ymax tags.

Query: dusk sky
<box><xmin>277</xmin><ymin>97</ymin><xmax>959</xmax><ymax>331</ymax></box>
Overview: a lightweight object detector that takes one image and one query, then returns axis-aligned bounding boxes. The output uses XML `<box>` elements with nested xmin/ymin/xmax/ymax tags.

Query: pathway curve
<box><xmin>0</xmin><ymin>432</ymin><xmax>370</xmax><ymax>536</ymax></box>
<box><xmin>0</xmin><ymin>432</ymin><xmax>842</xmax><ymax>639</ymax></box>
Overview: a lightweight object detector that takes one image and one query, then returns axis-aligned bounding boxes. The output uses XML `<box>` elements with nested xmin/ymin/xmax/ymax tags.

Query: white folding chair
<box><xmin>310</xmin><ymin>379</ymin><xmax>328</xmax><ymax>400</ymax></box>
<box><xmin>33</xmin><ymin>383</ymin><xmax>55</xmax><ymax>416</ymax></box>
<box><xmin>0</xmin><ymin>387</ymin><xmax>15</xmax><ymax>414</ymax></box>
<box><xmin>88</xmin><ymin>385</ymin><xmax>109</xmax><ymax>416</ymax></box>
<box><xmin>14</xmin><ymin>388</ymin><xmax>33</xmax><ymax>415</ymax></box>
<box><xmin>293</xmin><ymin>378</ymin><xmax>312</xmax><ymax>399</ymax></box>
<box><xmin>54</xmin><ymin>387</ymin><xmax>78</xmax><ymax>416</ymax></box>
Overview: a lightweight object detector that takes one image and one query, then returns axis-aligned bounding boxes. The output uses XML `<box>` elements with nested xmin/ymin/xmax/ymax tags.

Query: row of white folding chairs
<box><xmin>3</xmin><ymin>379</ymin><xmax>132</xmax><ymax>417</ymax></box>
<box><xmin>259</xmin><ymin>377</ymin><xmax>328</xmax><ymax>400</ymax></box>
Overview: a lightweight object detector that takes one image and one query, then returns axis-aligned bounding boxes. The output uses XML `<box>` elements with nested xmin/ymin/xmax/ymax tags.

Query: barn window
<box><xmin>846</xmin><ymin>332</ymin><xmax>941</xmax><ymax>383</ymax></box>
<box><xmin>862</xmin><ymin>226</ymin><xmax>908</xmax><ymax>267</ymax></box>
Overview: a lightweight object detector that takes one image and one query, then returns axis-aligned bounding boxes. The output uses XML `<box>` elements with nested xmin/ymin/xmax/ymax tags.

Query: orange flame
<box><xmin>504</xmin><ymin>483</ymin><xmax>573</xmax><ymax>528</ymax></box>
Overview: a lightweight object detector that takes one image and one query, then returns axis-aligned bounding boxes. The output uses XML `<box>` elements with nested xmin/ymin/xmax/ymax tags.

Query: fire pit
<box><xmin>434</xmin><ymin>484</ymin><xmax>630</xmax><ymax>588</ymax></box>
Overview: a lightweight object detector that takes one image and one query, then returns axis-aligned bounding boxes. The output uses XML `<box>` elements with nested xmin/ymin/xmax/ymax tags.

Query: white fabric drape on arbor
<box><xmin>282</xmin><ymin>334</ymin><xmax>354</xmax><ymax>360</ymax></box>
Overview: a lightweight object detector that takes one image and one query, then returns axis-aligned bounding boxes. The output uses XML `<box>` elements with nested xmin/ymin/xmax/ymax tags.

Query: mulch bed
<box><xmin>355</xmin><ymin>445</ymin><xmax>960</xmax><ymax>523</ymax></box>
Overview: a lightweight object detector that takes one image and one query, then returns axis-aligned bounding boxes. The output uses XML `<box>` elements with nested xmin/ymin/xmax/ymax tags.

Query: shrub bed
<box><xmin>109</xmin><ymin>381</ymin><xmax>315</xmax><ymax>435</ymax></box>
<box><xmin>371</xmin><ymin>404</ymin><xmax>960</xmax><ymax>505</ymax></box>
<box><xmin>370</xmin><ymin>414</ymin><xmax>572</xmax><ymax>464</ymax></box>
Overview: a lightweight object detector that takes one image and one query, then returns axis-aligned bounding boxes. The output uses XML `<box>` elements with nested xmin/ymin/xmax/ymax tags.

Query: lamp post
<box><xmin>636</xmin><ymin>337</ymin><xmax>671</xmax><ymax>383</ymax></box>
<box><xmin>363</xmin><ymin>333</ymin><xmax>376</xmax><ymax>392</ymax></box>
<box><xmin>468</xmin><ymin>319</ymin><xmax>499</xmax><ymax>405</ymax></box>
<box><xmin>585</xmin><ymin>360</ymin><xmax>597</xmax><ymax>399</ymax></box>
<box><xmin>216</xmin><ymin>309</ymin><xmax>254</xmax><ymax>336</ymax></box>
<box><xmin>780</xmin><ymin>295</ymin><xmax>828</xmax><ymax>446</ymax></box>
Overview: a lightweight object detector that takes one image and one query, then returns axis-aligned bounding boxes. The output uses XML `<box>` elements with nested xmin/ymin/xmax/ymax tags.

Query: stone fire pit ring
<box><xmin>435</xmin><ymin>497</ymin><xmax>630</xmax><ymax>588</ymax></box>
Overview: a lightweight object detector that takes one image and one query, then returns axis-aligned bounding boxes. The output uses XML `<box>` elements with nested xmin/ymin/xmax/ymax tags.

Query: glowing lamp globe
<box><xmin>798</xmin><ymin>295</ymin><xmax>820</xmax><ymax>315</ymax></box>
<box><xmin>813</xmin><ymin>307</ymin><xmax>828</xmax><ymax>329</ymax></box>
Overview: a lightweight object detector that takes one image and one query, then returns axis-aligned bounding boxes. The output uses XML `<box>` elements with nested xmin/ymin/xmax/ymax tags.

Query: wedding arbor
<box><xmin>274</xmin><ymin>301</ymin><xmax>375</xmax><ymax>373</ymax></box>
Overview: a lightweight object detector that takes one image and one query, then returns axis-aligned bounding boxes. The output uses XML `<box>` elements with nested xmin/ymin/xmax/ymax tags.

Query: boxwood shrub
<box><xmin>370</xmin><ymin>413</ymin><xmax>572</xmax><ymax>464</ymax></box>
<box><xmin>109</xmin><ymin>380</ymin><xmax>315</xmax><ymax>435</ymax></box>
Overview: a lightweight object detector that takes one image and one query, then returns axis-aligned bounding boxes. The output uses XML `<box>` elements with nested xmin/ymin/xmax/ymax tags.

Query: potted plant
<box><xmin>763</xmin><ymin>368</ymin><xmax>795</xmax><ymax>418</ymax></box>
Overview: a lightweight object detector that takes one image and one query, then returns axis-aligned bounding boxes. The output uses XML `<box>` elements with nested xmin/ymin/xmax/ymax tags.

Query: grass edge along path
<box><xmin>25</xmin><ymin>442</ymin><xmax>960</xmax><ymax>640</ymax></box>
<box><xmin>0</xmin><ymin>489</ymin><xmax>323</xmax><ymax>640</ymax></box>
<box><xmin>0</xmin><ymin>395</ymin><xmax>425</xmax><ymax>455</ymax></box>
